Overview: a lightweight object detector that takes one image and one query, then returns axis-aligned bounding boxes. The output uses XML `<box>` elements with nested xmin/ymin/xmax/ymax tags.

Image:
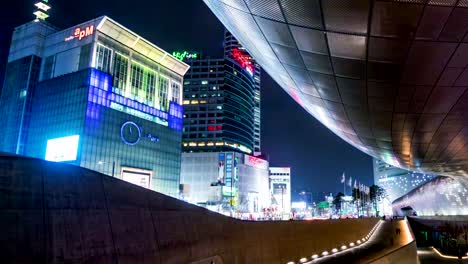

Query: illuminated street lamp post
<box><xmin>300</xmin><ymin>191</ymin><xmax>312</xmax><ymax>207</ymax></box>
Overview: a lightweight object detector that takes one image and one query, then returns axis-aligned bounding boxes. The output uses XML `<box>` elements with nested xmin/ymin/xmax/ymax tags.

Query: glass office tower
<box><xmin>181</xmin><ymin>53</ymin><xmax>256</xmax><ymax>154</ymax></box>
<box><xmin>224</xmin><ymin>30</ymin><xmax>261</xmax><ymax>154</ymax></box>
<box><xmin>0</xmin><ymin>17</ymin><xmax>189</xmax><ymax>196</ymax></box>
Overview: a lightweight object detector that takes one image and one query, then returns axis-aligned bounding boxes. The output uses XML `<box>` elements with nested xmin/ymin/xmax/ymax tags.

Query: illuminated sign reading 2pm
<box><xmin>64</xmin><ymin>25</ymin><xmax>94</xmax><ymax>41</ymax></box>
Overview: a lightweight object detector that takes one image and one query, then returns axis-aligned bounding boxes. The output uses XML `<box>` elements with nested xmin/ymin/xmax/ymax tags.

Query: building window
<box><xmin>42</xmin><ymin>55</ymin><xmax>55</xmax><ymax>80</ymax></box>
<box><xmin>159</xmin><ymin>75</ymin><xmax>169</xmax><ymax>111</ymax></box>
<box><xmin>171</xmin><ymin>81</ymin><xmax>181</xmax><ymax>104</ymax></box>
<box><xmin>112</xmin><ymin>53</ymin><xmax>128</xmax><ymax>95</ymax></box>
<box><xmin>146</xmin><ymin>71</ymin><xmax>157</xmax><ymax>107</ymax></box>
<box><xmin>130</xmin><ymin>62</ymin><xmax>144</xmax><ymax>101</ymax></box>
<box><xmin>96</xmin><ymin>44</ymin><xmax>113</xmax><ymax>73</ymax></box>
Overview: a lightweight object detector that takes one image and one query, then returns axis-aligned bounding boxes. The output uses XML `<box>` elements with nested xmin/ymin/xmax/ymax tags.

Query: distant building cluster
<box><xmin>0</xmin><ymin>7</ymin><xmax>292</xmax><ymax>219</ymax></box>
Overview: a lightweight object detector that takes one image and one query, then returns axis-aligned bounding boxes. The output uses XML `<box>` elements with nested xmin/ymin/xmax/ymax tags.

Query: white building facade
<box><xmin>180</xmin><ymin>152</ymin><xmax>270</xmax><ymax>216</ymax></box>
<box><xmin>269</xmin><ymin>167</ymin><xmax>291</xmax><ymax>215</ymax></box>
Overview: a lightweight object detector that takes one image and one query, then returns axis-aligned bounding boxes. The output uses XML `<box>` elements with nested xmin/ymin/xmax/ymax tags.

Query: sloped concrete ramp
<box><xmin>0</xmin><ymin>154</ymin><xmax>380</xmax><ymax>264</ymax></box>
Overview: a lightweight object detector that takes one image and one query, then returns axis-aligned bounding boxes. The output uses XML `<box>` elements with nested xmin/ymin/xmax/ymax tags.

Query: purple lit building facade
<box><xmin>0</xmin><ymin>17</ymin><xmax>189</xmax><ymax>196</ymax></box>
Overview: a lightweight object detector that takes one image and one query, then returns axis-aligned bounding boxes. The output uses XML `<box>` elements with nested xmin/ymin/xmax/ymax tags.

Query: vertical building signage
<box><xmin>222</xmin><ymin>152</ymin><xmax>237</xmax><ymax>196</ymax></box>
<box><xmin>218</xmin><ymin>152</ymin><xmax>225</xmax><ymax>183</ymax></box>
<box><xmin>226</xmin><ymin>152</ymin><xmax>233</xmax><ymax>182</ymax></box>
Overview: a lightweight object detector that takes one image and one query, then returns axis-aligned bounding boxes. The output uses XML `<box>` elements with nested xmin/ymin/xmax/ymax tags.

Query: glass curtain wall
<box><xmin>93</xmin><ymin>42</ymin><xmax>181</xmax><ymax>111</ymax></box>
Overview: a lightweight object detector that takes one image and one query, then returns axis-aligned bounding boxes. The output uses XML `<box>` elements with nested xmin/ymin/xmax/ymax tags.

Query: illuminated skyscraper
<box><xmin>224</xmin><ymin>31</ymin><xmax>261</xmax><ymax>154</ymax></box>
<box><xmin>179</xmin><ymin>32</ymin><xmax>267</xmax><ymax>213</ymax></box>
<box><xmin>180</xmin><ymin>31</ymin><xmax>259</xmax><ymax>155</ymax></box>
<box><xmin>0</xmin><ymin>16</ymin><xmax>189</xmax><ymax>196</ymax></box>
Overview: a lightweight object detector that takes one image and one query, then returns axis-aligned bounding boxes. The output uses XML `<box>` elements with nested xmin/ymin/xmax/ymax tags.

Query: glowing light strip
<box><xmin>431</xmin><ymin>247</ymin><xmax>468</xmax><ymax>259</ymax></box>
<box><xmin>288</xmin><ymin>220</ymin><xmax>384</xmax><ymax>264</ymax></box>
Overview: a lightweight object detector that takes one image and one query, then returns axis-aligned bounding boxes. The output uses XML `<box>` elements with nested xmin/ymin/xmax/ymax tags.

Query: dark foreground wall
<box><xmin>0</xmin><ymin>154</ymin><xmax>378</xmax><ymax>264</ymax></box>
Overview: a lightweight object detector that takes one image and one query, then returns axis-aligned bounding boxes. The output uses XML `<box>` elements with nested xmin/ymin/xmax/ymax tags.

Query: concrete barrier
<box><xmin>0</xmin><ymin>154</ymin><xmax>379</xmax><ymax>263</ymax></box>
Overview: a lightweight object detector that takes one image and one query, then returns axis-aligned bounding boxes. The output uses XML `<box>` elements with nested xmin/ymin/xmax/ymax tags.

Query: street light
<box><xmin>299</xmin><ymin>191</ymin><xmax>313</xmax><ymax>206</ymax></box>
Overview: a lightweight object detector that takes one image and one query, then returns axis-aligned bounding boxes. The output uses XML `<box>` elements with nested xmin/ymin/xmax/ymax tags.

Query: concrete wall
<box><xmin>0</xmin><ymin>154</ymin><xmax>379</xmax><ymax>264</ymax></box>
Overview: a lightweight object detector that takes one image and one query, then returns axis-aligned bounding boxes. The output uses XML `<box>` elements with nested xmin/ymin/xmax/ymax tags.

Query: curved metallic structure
<box><xmin>204</xmin><ymin>0</ymin><xmax>468</xmax><ymax>176</ymax></box>
<box><xmin>393</xmin><ymin>176</ymin><xmax>468</xmax><ymax>216</ymax></box>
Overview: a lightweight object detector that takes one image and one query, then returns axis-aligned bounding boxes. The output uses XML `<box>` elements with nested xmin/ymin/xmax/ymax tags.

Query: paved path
<box><xmin>307</xmin><ymin>219</ymin><xmax>415</xmax><ymax>264</ymax></box>
<box><xmin>418</xmin><ymin>248</ymin><xmax>468</xmax><ymax>264</ymax></box>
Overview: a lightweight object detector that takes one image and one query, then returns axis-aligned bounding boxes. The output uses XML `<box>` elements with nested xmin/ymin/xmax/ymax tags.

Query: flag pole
<box><xmin>343</xmin><ymin>173</ymin><xmax>346</xmax><ymax>196</ymax></box>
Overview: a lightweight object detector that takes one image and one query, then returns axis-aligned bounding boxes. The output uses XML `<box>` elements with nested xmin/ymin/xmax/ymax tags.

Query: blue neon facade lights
<box><xmin>87</xmin><ymin>69</ymin><xmax>183</xmax><ymax>131</ymax></box>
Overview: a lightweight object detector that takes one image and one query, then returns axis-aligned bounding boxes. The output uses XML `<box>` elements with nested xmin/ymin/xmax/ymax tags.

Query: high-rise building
<box><xmin>373</xmin><ymin>158</ymin><xmax>435</xmax><ymax>202</ymax></box>
<box><xmin>178</xmin><ymin>33</ymin><xmax>266</xmax><ymax>213</ymax></box>
<box><xmin>224</xmin><ymin>30</ymin><xmax>261</xmax><ymax>154</ymax></box>
<box><xmin>0</xmin><ymin>15</ymin><xmax>189</xmax><ymax>197</ymax></box>
<box><xmin>181</xmin><ymin>55</ymin><xmax>256</xmax><ymax>154</ymax></box>
<box><xmin>269</xmin><ymin>167</ymin><xmax>291</xmax><ymax>215</ymax></box>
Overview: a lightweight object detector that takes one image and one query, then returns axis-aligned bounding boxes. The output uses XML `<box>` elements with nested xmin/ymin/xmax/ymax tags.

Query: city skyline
<box><xmin>0</xmin><ymin>0</ymin><xmax>373</xmax><ymax>197</ymax></box>
<box><xmin>0</xmin><ymin>1</ymin><xmax>466</xmax><ymax>262</ymax></box>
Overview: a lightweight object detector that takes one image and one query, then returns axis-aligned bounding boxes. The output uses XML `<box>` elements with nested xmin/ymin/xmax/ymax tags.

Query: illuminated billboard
<box><xmin>45</xmin><ymin>135</ymin><xmax>80</xmax><ymax>162</ymax></box>
<box><xmin>121</xmin><ymin>167</ymin><xmax>152</xmax><ymax>189</ymax></box>
<box><xmin>244</xmin><ymin>155</ymin><xmax>268</xmax><ymax>170</ymax></box>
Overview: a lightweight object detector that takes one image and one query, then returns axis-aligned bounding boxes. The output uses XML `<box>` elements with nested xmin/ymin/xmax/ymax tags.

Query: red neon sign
<box><xmin>65</xmin><ymin>25</ymin><xmax>94</xmax><ymax>41</ymax></box>
<box><xmin>245</xmin><ymin>155</ymin><xmax>268</xmax><ymax>169</ymax></box>
<box><xmin>232</xmin><ymin>48</ymin><xmax>254</xmax><ymax>76</ymax></box>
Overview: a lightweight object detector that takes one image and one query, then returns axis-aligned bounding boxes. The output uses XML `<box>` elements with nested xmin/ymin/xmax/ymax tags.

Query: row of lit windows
<box><xmin>189</xmin><ymin>68</ymin><xmax>222</xmax><ymax>73</ymax></box>
<box><xmin>183</xmin><ymin>99</ymin><xmax>225</xmax><ymax>105</ymax></box>
<box><xmin>183</xmin><ymin>113</ymin><xmax>223</xmax><ymax>119</ymax></box>
<box><xmin>182</xmin><ymin>141</ymin><xmax>251</xmax><ymax>154</ymax></box>
<box><xmin>188</xmin><ymin>61</ymin><xmax>223</xmax><ymax>67</ymax></box>
<box><xmin>184</xmin><ymin>119</ymin><xmax>220</xmax><ymax>125</ymax></box>
<box><xmin>184</xmin><ymin>125</ymin><xmax>222</xmax><ymax>132</ymax></box>
<box><xmin>94</xmin><ymin>43</ymin><xmax>181</xmax><ymax>111</ymax></box>
<box><xmin>185</xmin><ymin>93</ymin><xmax>221</xmax><ymax>100</ymax></box>
<box><xmin>184</xmin><ymin>106</ymin><xmax>223</xmax><ymax>112</ymax></box>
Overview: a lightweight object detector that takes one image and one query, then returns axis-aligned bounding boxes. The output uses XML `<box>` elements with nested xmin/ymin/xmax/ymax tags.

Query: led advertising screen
<box><xmin>45</xmin><ymin>135</ymin><xmax>80</xmax><ymax>162</ymax></box>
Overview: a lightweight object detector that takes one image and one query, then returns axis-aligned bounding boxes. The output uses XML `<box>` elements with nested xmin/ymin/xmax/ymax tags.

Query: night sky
<box><xmin>1</xmin><ymin>0</ymin><xmax>373</xmax><ymax>201</ymax></box>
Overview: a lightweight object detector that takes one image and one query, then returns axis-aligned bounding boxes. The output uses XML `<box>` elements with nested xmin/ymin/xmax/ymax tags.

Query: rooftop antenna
<box><xmin>33</xmin><ymin>0</ymin><xmax>51</xmax><ymax>22</ymax></box>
